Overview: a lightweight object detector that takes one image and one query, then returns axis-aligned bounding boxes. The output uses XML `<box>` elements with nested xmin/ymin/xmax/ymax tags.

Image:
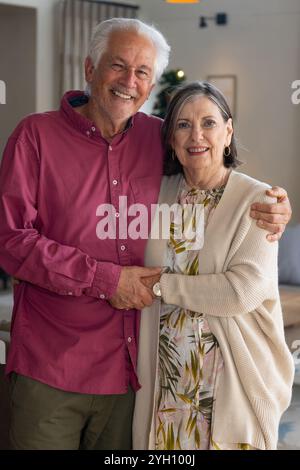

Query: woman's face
<box><xmin>172</xmin><ymin>95</ymin><xmax>233</xmax><ymax>178</ymax></box>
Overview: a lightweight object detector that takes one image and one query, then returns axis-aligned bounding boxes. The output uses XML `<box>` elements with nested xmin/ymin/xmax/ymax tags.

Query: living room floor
<box><xmin>0</xmin><ymin>290</ymin><xmax>299</xmax><ymax>450</ymax></box>
<box><xmin>278</xmin><ymin>384</ymin><xmax>300</xmax><ymax>450</ymax></box>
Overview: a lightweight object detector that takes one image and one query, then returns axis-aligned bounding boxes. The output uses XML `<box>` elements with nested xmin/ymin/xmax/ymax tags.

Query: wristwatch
<box><xmin>152</xmin><ymin>281</ymin><xmax>162</xmax><ymax>298</ymax></box>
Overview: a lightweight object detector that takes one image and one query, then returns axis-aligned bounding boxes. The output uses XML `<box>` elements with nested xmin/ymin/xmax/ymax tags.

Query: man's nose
<box><xmin>121</xmin><ymin>68</ymin><xmax>137</xmax><ymax>88</ymax></box>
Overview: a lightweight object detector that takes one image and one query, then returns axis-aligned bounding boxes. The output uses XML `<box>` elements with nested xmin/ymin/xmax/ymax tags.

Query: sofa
<box><xmin>277</xmin><ymin>224</ymin><xmax>300</xmax><ymax>369</ymax></box>
<box><xmin>280</xmin><ymin>285</ymin><xmax>300</xmax><ymax>366</ymax></box>
<box><xmin>277</xmin><ymin>224</ymin><xmax>300</xmax><ymax>449</ymax></box>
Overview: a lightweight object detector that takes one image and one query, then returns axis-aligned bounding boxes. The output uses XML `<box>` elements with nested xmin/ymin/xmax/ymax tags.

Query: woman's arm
<box><xmin>160</xmin><ymin>200</ymin><xmax>279</xmax><ymax>317</ymax></box>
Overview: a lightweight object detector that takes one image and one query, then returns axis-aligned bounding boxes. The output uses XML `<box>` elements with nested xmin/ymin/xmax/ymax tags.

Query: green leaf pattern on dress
<box><xmin>155</xmin><ymin>183</ymin><xmax>254</xmax><ymax>450</ymax></box>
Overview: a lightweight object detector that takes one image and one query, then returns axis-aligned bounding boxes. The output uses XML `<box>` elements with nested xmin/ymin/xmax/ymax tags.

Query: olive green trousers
<box><xmin>9</xmin><ymin>373</ymin><xmax>135</xmax><ymax>450</ymax></box>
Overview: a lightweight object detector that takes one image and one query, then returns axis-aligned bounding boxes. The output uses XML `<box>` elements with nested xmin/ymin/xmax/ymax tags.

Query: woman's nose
<box><xmin>191</xmin><ymin>125</ymin><xmax>204</xmax><ymax>142</ymax></box>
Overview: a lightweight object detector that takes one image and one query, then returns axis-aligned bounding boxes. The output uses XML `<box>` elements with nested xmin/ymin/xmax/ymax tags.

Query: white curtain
<box><xmin>59</xmin><ymin>0</ymin><xmax>139</xmax><ymax>94</ymax></box>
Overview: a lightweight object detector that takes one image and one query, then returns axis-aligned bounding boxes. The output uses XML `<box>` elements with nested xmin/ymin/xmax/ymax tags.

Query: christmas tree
<box><xmin>152</xmin><ymin>69</ymin><xmax>186</xmax><ymax>118</ymax></box>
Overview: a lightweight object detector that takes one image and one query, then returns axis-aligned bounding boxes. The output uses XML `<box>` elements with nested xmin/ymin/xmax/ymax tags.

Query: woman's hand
<box><xmin>250</xmin><ymin>186</ymin><xmax>292</xmax><ymax>242</ymax></box>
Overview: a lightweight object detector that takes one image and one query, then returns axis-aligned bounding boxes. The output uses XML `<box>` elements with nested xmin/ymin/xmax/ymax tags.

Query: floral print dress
<box><xmin>155</xmin><ymin>181</ymin><xmax>253</xmax><ymax>451</ymax></box>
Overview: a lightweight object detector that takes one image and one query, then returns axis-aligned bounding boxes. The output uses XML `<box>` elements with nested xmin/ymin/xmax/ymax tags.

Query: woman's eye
<box><xmin>177</xmin><ymin>121</ymin><xmax>190</xmax><ymax>129</ymax></box>
<box><xmin>203</xmin><ymin>119</ymin><xmax>216</xmax><ymax>128</ymax></box>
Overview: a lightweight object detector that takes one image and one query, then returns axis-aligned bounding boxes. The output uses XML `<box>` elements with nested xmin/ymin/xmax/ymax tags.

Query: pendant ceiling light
<box><xmin>165</xmin><ymin>1</ymin><xmax>200</xmax><ymax>4</ymax></box>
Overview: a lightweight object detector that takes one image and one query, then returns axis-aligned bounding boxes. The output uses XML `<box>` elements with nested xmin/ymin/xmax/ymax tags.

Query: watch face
<box><xmin>153</xmin><ymin>282</ymin><xmax>162</xmax><ymax>297</ymax></box>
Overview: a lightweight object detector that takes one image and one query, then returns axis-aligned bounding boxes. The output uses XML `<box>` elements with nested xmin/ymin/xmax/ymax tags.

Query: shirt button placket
<box><xmin>108</xmin><ymin>142</ymin><xmax>130</xmax><ymax>266</ymax></box>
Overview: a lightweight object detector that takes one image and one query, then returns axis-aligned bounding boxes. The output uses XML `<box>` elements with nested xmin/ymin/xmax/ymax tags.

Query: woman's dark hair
<box><xmin>162</xmin><ymin>81</ymin><xmax>242</xmax><ymax>175</ymax></box>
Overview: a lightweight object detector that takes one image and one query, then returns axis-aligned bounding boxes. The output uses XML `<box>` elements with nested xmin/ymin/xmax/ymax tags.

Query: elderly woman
<box><xmin>133</xmin><ymin>81</ymin><xmax>294</xmax><ymax>450</ymax></box>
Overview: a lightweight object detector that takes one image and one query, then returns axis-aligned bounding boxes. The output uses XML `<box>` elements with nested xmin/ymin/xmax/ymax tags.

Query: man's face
<box><xmin>85</xmin><ymin>30</ymin><xmax>156</xmax><ymax>126</ymax></box>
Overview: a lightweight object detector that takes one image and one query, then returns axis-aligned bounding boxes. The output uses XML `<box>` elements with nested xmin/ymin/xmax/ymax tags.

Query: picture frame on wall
<box><xmin>207</xmin><ymin>75</ymin><xmax>237</xmax><ymax>119</ymax></box>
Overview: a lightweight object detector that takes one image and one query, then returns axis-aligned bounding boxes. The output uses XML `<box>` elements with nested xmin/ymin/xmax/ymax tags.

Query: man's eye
<box><xmin>111</xmin><ymin>63</ymin><xmax>124</xmax><ymax>71</ymax></box>
<box><xmin>177</xmin><ymin>121</ymin><xmax>190</xmax><ymax>129</ymax></box>
<box><xmin>137</xmin><ymin>70</ymin><xmax>149</xmax><ymax>78</ymax></box>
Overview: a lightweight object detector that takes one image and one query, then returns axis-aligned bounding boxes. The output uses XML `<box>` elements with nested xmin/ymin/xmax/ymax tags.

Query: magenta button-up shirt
<box><xmin>0</xmin><ymin>91</ymin><xmax>163</xmax><ymax>394</ymax></box>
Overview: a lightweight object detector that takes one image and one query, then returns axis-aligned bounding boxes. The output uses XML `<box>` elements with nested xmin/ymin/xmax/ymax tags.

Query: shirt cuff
<box><xmin>85</xmin><ymin>261</ymin><xmax>122</xmax><ymax>300</ymax></box>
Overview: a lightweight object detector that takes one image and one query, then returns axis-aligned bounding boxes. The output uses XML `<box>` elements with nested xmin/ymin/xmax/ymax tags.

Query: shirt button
<box><xmin>127</xmin><ymin>337</ymin><xmax>132</xmax><ymax>343</ymax></box>
<box><xmin>91</xmin><ymin>126</ymin><xmax>96</xmax><ymax>132</ymax></box>
<box><xmin>115</xmin><ymin>212</ymin><xmax>120</xmax><ymax>218</ymax></box>
<box><xmin>100</xmin><ymin>294</ymin><xmax>105</xmax><ymax>299</ymax></box>
<box><xmin>120</xmin><ymin>245</ymin><xmax>126</xmax><ymax>251</ymax></box>
<box><xmin>112</xmin><ymin>180</ymin><xmax>118</xmax><ymax>186</ymax></box>
<box><xmin>109</xmin><ymin>145</ymin><xmax>112</xmax><ymax>151</ymax></box>
<box><xmin>68</xmin><ymin>292</ymin><xmax>73</xmax><ymax>295</ymax></box>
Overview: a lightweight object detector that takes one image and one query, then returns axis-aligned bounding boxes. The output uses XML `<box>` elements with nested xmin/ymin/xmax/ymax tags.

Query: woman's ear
<box><xmin>226</xmin><ymin>118</ymin><xmax>233</xmax><ymax>146</ymax></box>
<box><xmin>170</xmin><ymin>134</ymin><xmax>175</xmax><ymax>151</ymax></box>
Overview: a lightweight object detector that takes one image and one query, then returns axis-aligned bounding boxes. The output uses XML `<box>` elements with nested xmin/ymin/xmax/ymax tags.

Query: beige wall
<box><xmin>0</xmin><ymin>4</ymin><xmax>36</xmax><ymax>156</ymax></box>
<box><xmin>0</xmin><ymin>0</ymin><xmax>59</xmax><ymax>113</ymax></box>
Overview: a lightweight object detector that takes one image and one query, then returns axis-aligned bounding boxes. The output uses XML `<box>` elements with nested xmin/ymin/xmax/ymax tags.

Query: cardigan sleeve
<box><xmin>160</xmin><ymin>195</ymin><xmax>279</xmax><ymax>317</ymax></box>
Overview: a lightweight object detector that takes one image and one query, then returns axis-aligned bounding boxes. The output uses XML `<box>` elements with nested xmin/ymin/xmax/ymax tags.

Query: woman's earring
<box><xmin>224</xmin><ymin>146</ymin><xmax>231</xmax><ymax>157</ymax></box>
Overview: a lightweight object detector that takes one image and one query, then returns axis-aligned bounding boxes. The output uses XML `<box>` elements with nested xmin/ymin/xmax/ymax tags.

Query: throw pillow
<box><xmin>278</xmin><ymin>224</ymin><xmax>300</xmax><ymax>285</ymax></box>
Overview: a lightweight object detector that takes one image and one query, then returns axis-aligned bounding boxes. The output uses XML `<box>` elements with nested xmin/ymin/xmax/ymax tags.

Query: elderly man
<box><xmin>0</xmin><ymin>18</ymin><xmax>291</xmax><ymax>450</ymax></box>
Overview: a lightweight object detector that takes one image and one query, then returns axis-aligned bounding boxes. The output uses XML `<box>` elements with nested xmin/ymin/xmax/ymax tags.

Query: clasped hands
<box><xmin>108</xmin><ymin>266</ymin><xmax>162</xmax><ymax>310</ymax></box>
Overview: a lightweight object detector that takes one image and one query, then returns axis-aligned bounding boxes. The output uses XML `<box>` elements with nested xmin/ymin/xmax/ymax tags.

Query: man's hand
<box><xmin>108</xmin><ymin>266</ymin><xmax>161</xmax><ymax>310</ymax></box>
<box><xmin>140</xmin><ymin>273</ymin><xmax>161</xmax><ymax>290</ymax></box>
<box><xmin>250</xmin><ymin>186</ymin><xmax>292</xmax><ymax>242</ymax></box>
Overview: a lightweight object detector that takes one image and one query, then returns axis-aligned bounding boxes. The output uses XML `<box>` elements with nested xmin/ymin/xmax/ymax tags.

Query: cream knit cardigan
<box><xmin>133</xmin><ymin>171</ymin><xmax>294</xmax><ymax>451</ymax></box>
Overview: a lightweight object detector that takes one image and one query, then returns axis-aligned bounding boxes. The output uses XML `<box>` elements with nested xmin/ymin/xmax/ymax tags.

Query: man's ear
<box><xmin>147</xmin><ymin>83</ymin><xmax>155</xmax><ymax>100</ymax></box>
<box><xmin>84</xmin><ymin>56</ymin><xmax>95</xmax><ymax>83</ymax></box>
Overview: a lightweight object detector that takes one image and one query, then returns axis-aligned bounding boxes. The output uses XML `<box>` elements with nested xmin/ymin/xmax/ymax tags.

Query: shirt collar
<box><xmin>60</xmin><ymin>90</ymin><xmax>134</xmax><ymax>140</ymax></box>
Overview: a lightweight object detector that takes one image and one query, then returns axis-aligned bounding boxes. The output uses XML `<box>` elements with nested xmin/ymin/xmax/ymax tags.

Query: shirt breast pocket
<box><xmin>129</xmin><ymin>176</ymin><xmax>161</xmax><ymax>240</ymax></box>
<box><xmin>130</xmin><ymin>176</ymin><xmax>160</xmax><ymax>207</ymax></box>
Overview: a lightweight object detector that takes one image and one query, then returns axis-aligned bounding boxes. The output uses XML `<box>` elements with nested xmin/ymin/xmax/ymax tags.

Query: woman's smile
<box><xmin>186</xmin><ymin>146</ymin><xmax>209</xmax><ymax>156</ymax></box>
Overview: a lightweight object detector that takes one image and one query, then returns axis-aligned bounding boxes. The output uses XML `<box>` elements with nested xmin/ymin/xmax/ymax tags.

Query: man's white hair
<box><xmin>88</xmin><ymin>17</ymin><xmax>170</xmax><ymax>85</ymax></box>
